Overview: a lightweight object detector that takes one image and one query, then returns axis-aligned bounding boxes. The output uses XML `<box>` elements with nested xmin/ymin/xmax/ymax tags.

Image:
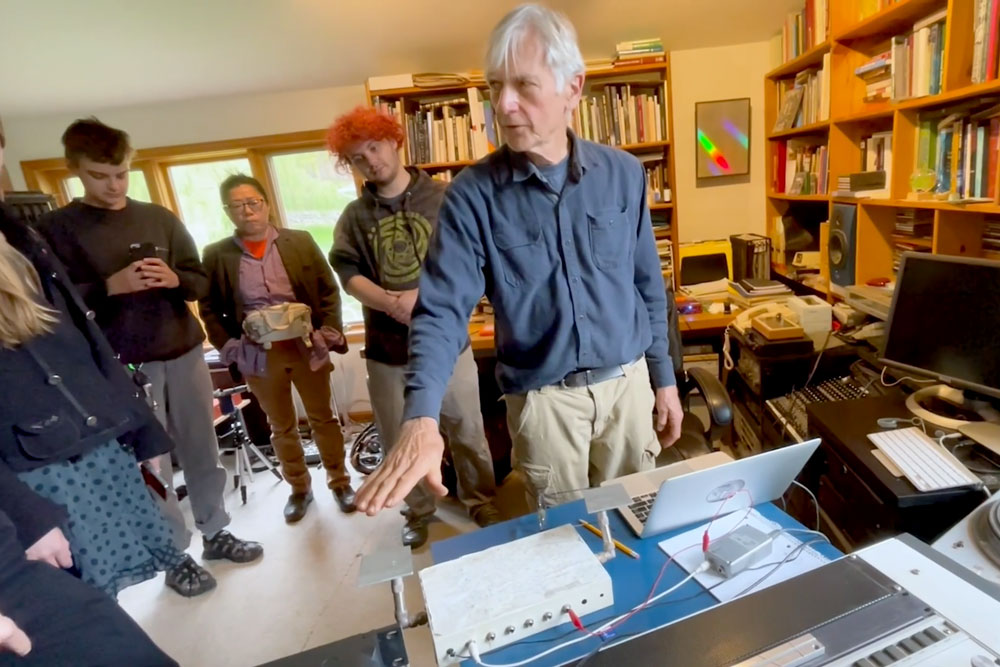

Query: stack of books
<box><xmin>984</xmin><ymin>220</ymin><xmax>1000</xmax><ymax>254</ymax></box>
<box><xmin>613</xmin><ymin>38</ymin><xmax>664</xmax><ymax>66</ymax></box>
<box><xmin>834</xmin><ymin>171</ymin><xmax>888</xmax><ymax>199</ymax></box>
<box><xmin>781</xmin><ymin>0</ymin><xmax>829</xmax><ymax>64</ymax></box>
<box><xmin>728</xmin><ymin>278</ymin><xmax>793</xmax><ymax>309</ymax></box>
<box><xmin>855</xmin><ymin>52</ymin><xmax>892</xmax><ymax>103</ymax></box>
<box><xmin>654</xmin><ymin>233</ymin><xmax>674</xmax><ymax>282</ymax></box>
<box><xmin>894</xmin><ymin>209</ymin><xmax>933</xmax><ymax>239</ymax></box>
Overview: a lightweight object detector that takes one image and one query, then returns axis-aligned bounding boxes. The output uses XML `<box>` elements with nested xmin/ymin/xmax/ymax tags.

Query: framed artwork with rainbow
<box><xmin>695</xmin><ymin>98</ymin><xmax>751</xmax><ymax>179</ymax></box>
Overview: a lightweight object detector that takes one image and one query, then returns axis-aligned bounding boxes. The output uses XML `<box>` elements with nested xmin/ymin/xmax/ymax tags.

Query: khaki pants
<box><xmin>246</xmin><ymin>341</ymin><xmax>348</xmax><ymax>494</ymax></box>
<box><xmin>367</xmin><ymin>346</ymin><xmax>496</xmax><ymax>519</ymax></box>
<box><xmin>504</xmin><ymin>358</ymin><xmax>661</xmax><ymax>508</ymax></box>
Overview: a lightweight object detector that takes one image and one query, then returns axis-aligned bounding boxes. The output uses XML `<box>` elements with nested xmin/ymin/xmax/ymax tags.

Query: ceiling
<box><xmin>0</xmin><ymin>0</ymin><xmax>798</xmax><ymax>117</ymax></box>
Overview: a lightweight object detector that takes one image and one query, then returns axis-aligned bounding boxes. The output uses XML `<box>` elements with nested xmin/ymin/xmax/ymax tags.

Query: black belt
<box><xmin>559</xmin><ymin>357</ymin><xmax>640</xmax><ymax>388</ymax></box>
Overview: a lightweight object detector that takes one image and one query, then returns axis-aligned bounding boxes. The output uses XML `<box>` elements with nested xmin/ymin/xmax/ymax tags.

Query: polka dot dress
<box><xmin>18</xmin><ymin>439</ymin><xmax>187</xmax><ymax>598</ymax></box>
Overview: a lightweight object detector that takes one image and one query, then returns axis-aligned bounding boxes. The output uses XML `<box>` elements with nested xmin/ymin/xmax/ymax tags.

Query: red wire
<box><xmin>573</xmin><ymin>487</ymin><xmax>758</xmax><ymax>639</ymax></box>
<box><xmin>702</xmin><ymin>487</ymin><xmax>754</xmax><ymax>551</ymax></box>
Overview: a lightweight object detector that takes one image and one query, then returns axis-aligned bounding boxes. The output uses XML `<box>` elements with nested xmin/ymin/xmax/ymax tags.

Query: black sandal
<box><xmin>165</xmin><ymin>556</ymin><xmax>217</xmax><ymax>597</ymax></box>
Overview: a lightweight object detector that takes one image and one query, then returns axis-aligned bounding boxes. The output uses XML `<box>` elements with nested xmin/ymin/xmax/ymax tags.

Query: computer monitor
<box><xmin>880</xmin><ymin>253</ymin><xmax>1000</xmax><ymax>400</ymax></box>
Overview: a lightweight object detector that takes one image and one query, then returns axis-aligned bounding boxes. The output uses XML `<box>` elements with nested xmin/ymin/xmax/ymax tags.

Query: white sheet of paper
<box><xmin>657</xmin><ymin>508</ymin><xmax>831</xmax><ymax>603</ymax></box>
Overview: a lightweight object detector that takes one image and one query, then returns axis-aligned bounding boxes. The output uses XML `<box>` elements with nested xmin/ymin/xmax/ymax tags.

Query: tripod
<box><xmin>214</xmin><ymin>385</ymin><xmax>282</xmax><ymax>504</ymax></box>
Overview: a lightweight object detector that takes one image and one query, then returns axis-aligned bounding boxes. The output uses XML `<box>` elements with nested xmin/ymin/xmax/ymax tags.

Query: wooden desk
<box><xmin>679</xmin><ymin>310</ymin><xmax>734</xmax><ymax>334</ymax></box>
<box><xmin>347</xmin><ymin>310</ymin><xmax>733</xmax><ymax>356</ymax></box>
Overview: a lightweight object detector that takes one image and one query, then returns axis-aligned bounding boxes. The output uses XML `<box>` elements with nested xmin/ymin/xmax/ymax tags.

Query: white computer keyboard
<box><xmin>867</xmin><ymin>427</ymin><xmax>981</xmax><ymax>492</ymax></box>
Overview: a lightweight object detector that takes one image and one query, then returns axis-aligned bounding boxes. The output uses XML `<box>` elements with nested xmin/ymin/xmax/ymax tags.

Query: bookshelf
<box><xmin>765</xmin><ymin>0</ymin><xmax>1000</xmax><ymax>296</ymax></box>
<box><xmin>364</xmin><ymin>59</ymin><xmax>680</xmax><ymax>287</ymax></box>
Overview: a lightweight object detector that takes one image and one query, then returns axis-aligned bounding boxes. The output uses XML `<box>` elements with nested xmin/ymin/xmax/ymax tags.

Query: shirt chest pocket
<box><xmin>491</xmin><ymin>220</ymin><xmax>547</xmax><ymax>287</ymax></box>
<box><xmin>588</xmin><ymin>205</ymin><xmax>631</xmax><ymax>271</ymax></box>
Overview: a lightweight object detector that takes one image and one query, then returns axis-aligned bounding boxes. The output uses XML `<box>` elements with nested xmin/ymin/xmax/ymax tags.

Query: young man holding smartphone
<box><xmin>37</xmin><ymin>118</ymin><xmax>263</xmax><ymax>597</ymax></box>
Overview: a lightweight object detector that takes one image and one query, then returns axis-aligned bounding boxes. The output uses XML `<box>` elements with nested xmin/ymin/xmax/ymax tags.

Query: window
<box><xmin>63</xmin><ymin>170</ymin><xmax>152</xmax><ymax>203</ymax></box>
<box><xmin>269</xmin><ymin>150</ymin><xmax>363</xmax><ymax>324</ymax></box>
<box><xmin>167</xmin><ymin>158</ymin><xmax>252</xmax><ymax>251</ymax></box>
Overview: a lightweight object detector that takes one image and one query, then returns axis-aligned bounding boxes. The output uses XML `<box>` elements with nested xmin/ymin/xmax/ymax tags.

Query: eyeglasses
<box><xmin>224</xmin><ymin>198</ymin><xmax>265</xmax><ymax>213</ymax></box>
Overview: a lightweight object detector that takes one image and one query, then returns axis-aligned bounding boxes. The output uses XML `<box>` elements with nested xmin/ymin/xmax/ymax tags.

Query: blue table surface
<box><xmin>431</xmin><ymin>500</ymin><xmax>842</xmax><ymax>667</ymax></box>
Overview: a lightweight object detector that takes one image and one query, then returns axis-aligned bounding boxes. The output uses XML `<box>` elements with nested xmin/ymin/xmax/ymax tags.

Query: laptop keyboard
<box><xmin>628</xmin><ymin>492</ymin><xmax>657</xmax><ymax>524</ymax></box>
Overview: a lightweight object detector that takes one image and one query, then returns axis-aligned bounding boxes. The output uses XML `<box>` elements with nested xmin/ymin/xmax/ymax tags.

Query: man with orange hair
<box><xmin>327</xmin><ymin>107</ymin><xmax>499</xmax><ymax>548</ymax></box>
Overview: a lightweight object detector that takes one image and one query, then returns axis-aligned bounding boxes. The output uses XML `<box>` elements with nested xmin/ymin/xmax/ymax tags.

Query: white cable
<box><xmin>772</xmin><ymin>527</ymin><xmax>831</xmax><ymax>544</ymax></box>
<box><xmin>723</xmin><ymin>329</ymin><xmax>735</xmax><ymax>371</ymax></box>
<box><xmin>592</xmin><ymin>561</ymin><xmax>711</xmax><ymax>635</ymax></box>
<box><xmin>463</xmin><ymin>562</ymin><xmax>711</xmax><ymax>667</ymax></box>
<box><xmin>464</xmin><ymin>632</ymin><xmax>592</xmax><ymax>667</ymax></box>
<box><xmin>880</xmin><ymin>366</ymin><xmax>936</xmax><ymax>387</ymax></box>
<box><xmin>789</xmin><ymin>480</ymin><xmax>820</xmax><ymax>531</ymax></box>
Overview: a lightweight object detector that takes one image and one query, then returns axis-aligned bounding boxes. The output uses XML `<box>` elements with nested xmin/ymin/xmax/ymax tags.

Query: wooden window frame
<box><xmin>21</xmin><ymin>130</ymin><xmax>332</xmax><ymax>217</ymax></box>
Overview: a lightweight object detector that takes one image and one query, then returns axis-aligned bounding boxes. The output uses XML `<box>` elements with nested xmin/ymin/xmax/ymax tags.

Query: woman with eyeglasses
<box><xmin>199</xmin><ymin>174</ymin><xmax>353</xmax><ymax>524</ymax></box>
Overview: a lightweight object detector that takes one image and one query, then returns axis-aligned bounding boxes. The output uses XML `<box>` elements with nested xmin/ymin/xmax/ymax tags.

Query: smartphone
<box><xmin>128</xmin><ymin>242</ymin><xmax>167</xmax><ymax>262</ymax></box>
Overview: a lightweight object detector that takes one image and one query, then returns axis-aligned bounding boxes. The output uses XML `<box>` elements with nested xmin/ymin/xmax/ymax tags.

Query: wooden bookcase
<box><xmin>765</xmin><ymin>0</ymin><xmax>1000</xmax><ymax>296</ymax></box>
<box><xmin>364</xmin><ymin>59</ymin><xmax>681</xmax><ymax>287</ymax></box>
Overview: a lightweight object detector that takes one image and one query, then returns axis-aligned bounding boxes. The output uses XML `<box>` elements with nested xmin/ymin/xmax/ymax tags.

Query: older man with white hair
<box><xmin>357</xmin><ymin>3</ymin><xmax>683</xmax><ymax>519</ymax></box>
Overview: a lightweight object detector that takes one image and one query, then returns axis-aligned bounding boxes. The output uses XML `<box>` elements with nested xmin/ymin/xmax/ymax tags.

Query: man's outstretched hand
<box><xmin>356</xmin><ymin>417</ymin><xmax>447</xmax><ymax>515</ymax></box>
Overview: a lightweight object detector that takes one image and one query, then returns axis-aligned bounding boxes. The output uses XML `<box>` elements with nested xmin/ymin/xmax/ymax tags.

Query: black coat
<box><xmin>199</xmin><ymin>228</ymin><xmax>346</xmax><ymax>351</ymax></box>
<box><xmin>0</xmin><ymin>206</ymin><xmax>174</xmax><ymax>549</ymax></box>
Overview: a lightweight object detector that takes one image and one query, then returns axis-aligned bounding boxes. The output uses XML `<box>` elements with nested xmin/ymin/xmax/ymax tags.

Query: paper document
<box><xmin>657</xmin><ymin>508</ymin><xmax>830</xmax><ymax>603</ymax></box>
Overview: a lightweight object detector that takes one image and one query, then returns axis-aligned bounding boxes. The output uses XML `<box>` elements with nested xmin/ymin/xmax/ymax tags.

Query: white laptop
<box><xmin>603</xmin><ymin>439</ymin><xmax>822</xmax><ymax>538</ymax></box>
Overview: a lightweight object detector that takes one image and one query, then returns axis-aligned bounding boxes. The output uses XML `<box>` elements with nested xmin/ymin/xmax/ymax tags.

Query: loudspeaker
<box><xmin>829</xmin><ymin>203</ymin><xmax>857</xmax><ymax>295</ymax></box>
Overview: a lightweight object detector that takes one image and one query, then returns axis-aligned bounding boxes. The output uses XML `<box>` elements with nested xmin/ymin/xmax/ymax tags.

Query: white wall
<box><xmin>3</xmin><ymin>83</ymin><xmax>366</xmax><ymax>189</ymax></box>
<box><xmin>670</xmin><ymin>41</ymin><xmax>771</xmax><ymax>243</ymax></box>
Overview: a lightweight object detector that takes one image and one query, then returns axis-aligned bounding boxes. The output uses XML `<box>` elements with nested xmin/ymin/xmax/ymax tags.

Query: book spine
<box><xmin>989</xmin><ymin>118</ymin><xmax>1000</xmax><ymax>199</ymax></box>
<box><xmin>988</xmin><ymin>0</ymin><xmax>1000</xmax><ymax>80</ymax></box>
<box><xmin>929</xmin><ymin>22</ymin><xmax>942</xmax><ymax>96</ymax></box>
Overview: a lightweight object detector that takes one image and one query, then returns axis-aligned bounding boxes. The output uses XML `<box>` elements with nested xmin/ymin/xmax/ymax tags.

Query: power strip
<box><xmin>419</xmin><ymin>524</ymin><xmax>614</xmax><ymax>665</ymax></box>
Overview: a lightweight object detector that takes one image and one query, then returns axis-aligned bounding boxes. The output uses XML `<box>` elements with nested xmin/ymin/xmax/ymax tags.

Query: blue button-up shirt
<box><xmin>403</xmin><ymin>132</ymin><xmax>674</xmax><ymax>421</ymax></box>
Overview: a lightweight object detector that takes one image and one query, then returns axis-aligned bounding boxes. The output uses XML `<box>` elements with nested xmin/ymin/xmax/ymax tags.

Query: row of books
<box><xmin>570</xmin><ymin>83</ymin><xmax>669</xmax><ymax>147</ymax></box>
<box><xmin>983</xmin><ymin>220</ymin><xmax>1000</xmax><ymax>252</ymax></box>
<box><xmin>373</xmin><ymin>89</ymin><xmax>499</xmax><ymax>166</ymax></box>
<box><xmin>972</xmin><ymin>0</ymin><xmax>1000</xmax><ymax>84</ymax></box>
<box><xmin>772</xmin><ymin>140</ymin><xmax>828</xmax><ymax>195</ymax></box>
<box><xmin>642</xmin><ymin>158</ymin><xmax>672</xmax><ymax>205</ymax></box>
<box><xmin>853</xmin><ymin>10</ymin><xmax>946</xmax><ymax>104</ymax></box>
<box><xmin>772</xmin><ymin>55</ymin><xmax>830</xmax><ymax>132</ymax></box>
<box><xmin>914</xmin><ymin>101</ymin><xmax>1000</xmax><ymax>201</ymax></box>
<box><xmin>780</xmin><ymin>0</ymin><xmax>828</xmax><ymax>64</ymax></box>
<box><xmin>377</xmin><ymin>79</ymin><xmax>670</xmax><ymax>167</ymax></box>
<box><xmin>613</xmin><ymin>38</ymin><xmax>664</xmax><ymax>67</ymax></box>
